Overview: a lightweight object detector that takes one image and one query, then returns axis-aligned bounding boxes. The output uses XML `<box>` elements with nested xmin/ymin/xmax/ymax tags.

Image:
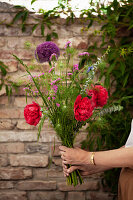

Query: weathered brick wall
<box><xmin>0</xmin><ymin>2</ymin><xmax>114</xmax><ymax>200</ymax></box>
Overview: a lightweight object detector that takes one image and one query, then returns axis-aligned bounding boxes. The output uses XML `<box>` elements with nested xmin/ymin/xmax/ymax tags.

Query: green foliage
<box><xmin>79</xmin><ymin>0</ymin><xmax>133</xmax><ymax>194</ymax></box>
<box><xmin>81</xmin><ymin>110</ymin><xmax>132</xmax><ymax>194</ymax></box>
<box><xmin>0</xmin><ymin>60</ymin><xmax>20</xmax><ymax>99</ymax></box>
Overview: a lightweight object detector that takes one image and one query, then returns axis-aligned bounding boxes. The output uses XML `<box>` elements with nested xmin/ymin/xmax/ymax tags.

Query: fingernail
<box><xmin>67</xmin><ymin>169</ymin><xmax>70</xmax><ymax>173</ymax></box>
<box><xmin>67</xmin><ymin>173</ymin><xmax>69</xmax><ymax>176</ymax></box>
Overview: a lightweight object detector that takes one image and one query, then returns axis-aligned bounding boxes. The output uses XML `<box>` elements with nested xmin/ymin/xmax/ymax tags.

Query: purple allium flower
<box><xmin>87</xmin><ymin>65</ymin><xmax>93</xmax><ymax>73</ymax></box>
<box><xmin>65</xmin><ymin>41</ymin><xmax>71</xmax><ymax>48</ymax></box>
<box><xmin>50</xmin><ymin>53</ymin><xmax>58</xmax><ymax>62</ymax></box>
<box><xmin>48</xmin><ymin>97</ymin><xmax>51</xmax><ymax>100</ymax></box>
<box><xmin>48</xmin><ymin>67</ymin><xmax>55</xmax><ymax>73</ymax></box>
<box><xmin>52</xmin><ymin>97</ymin><xmax>56</xmax><ymax>100</ymax></box>
<box><xmin>35</xmin><ymin>41</ymin><xmax>60</xmax><ymax>63</ymax></box>
<box><xmin>79</xmin><ymin>52</ymin><xmax>90</xmax><ymax>57</ymax></box>
<box><xmin>73</xmin><ymin>64</ymin><xmax>79</xmax><ymax>72</ymax></box>
<box><xmin>56</xmin><ymin>103</ymin><xmax>60</xmax><ymax>107</ymax></box>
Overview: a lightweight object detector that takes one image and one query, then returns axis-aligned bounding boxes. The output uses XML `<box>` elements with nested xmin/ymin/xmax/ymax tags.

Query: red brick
<box><xmin>0</xmin><ymin>155</ymin><xmax>8</xmax><ymax>167</ymax></box>
<box><xmin>14</xmin><ymin>97</ymin><xmax>43</xmax><ymax>108</ymax></box>
<box><xmin>86</xmin><ymin>191</ymin><xmax>114</xmax><ymax>200</ymax></box>
<box><xmin>34</xmin><ymin>168</ymin><xmax>64</xmax><ymax>179</ymax></box>
<box><xmin>0</xmin><ymin>181</ymin><xmax>14</xmax><ymax>189</ymax></box>
<box><xmin>9</xmin><ymin>154</ymin><xmax>48</xmax><ymax>167</ymax></box>
<box><xmin>52</xmin><ymin>158</ymin><xmax>62</xmax><ymax>167</ymax></box>
<box><xmin>0</xmin><ymin>96</ymin><xmax>9</xmax><ymax>105</ymax></box>
<box><xmin>0</xmin><ymin>38</ymin><xmax>6</xmax><ymax>47</ymax></box>
<box><xmin>0</xmin><ymin>168</ymin><xmax>32</xmax><ymax>180</ymax></box>
<box><xmin>51</xmin><ymin>144</ymin><xmax>61</xmax><ymax>157</ymax></box>
<box><xmin>16</xmin><ymin>120</ymin><xmax>36</xmax><ymax>130</ymax></box>
<box><xmin>68</xmin><ymin>192</ymin><xmax>85</xmax><ymax>200</ymax></box>
<box><xmin>0</xmin><ymin>192</ymin><xmax>27</xmax><ymax>200</ymax></box>
<box><xmin>0</xmin><ymin>49</ymin><xmax>33</xmax><ymax>60</ymax></box>
<box><xmin>77</xmin><ymin>42</ymin><xmax>88</xmax><ymax>49</ymax></box>
<box><xmin>17</xmin><ymin>180</ymin><xmax>56</xmax><ymax>190</ymax></box>
<box><xmin>58</xmin><ymin>180</ymin><xmax>99</xmax><ymax>191</ymax></box>
<box><xmin>0</xmin><ymin>108</ymin><xmax>24</xmax><ymax>119</ymax></box>
<box><xmin>0</xmin><ymin>119</ymin><xmax>15</xmax><ymax>130</ymax></box>
<box><xmin>25</xmin><ymin>143</ymin><xmax>49</xmax><ymax>154</ymax></box>
<box><xmin>0</xmin><ymin>143</ymin><xmax>24</xmax><ymax>153</ymax></box>
<box><xmin>0</xmin><ymin>87</ymin><xmax>6</xmax><ymax>96</ymax></box>
<box><xmin>5</xmin><ymin>60</ymin><xmax>18</xmax><ymax>72</ymax></box>
<box><xmin>29</xmin><ymin>191</ymin><xmax>65</xmax><ymax>200</ymax></box>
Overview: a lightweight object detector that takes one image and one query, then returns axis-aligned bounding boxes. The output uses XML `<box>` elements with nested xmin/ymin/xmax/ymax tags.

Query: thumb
<box><xmin>67</xmin><ymin>166</ymin><xmax>78</xmax><ymax>174</ymax></box>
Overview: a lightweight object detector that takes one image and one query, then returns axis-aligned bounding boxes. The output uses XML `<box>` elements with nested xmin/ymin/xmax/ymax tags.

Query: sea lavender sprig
<box><xmin>80</xmin><ymin>46</ymin><xmax>110</xmax><ymax>94</ymax></box>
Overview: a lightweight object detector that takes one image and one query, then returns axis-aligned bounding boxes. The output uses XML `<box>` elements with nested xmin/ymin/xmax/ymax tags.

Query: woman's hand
<box><xmin>59</xmin><ymin>146</ymin><xmax>90</xmax><ymax>165</ymax></box>
<box><xmin>62</xmin><ymin>163</ymin><xmax>111</xmax><ymax>177</ymax></box>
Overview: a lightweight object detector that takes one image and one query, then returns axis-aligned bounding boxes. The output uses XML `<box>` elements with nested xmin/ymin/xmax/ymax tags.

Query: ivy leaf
<box><xmin>14</xmin><ymin>5</ymin><xmax>25</xmax><ymax>9</ymax></box>
<box><xmin>22</xmin><ymin>11</ymin><xmax>29</xmax><ymax>23</ymax></box>
<box><xmin>41</xmin><ymin>23</ymin><xmax>45</xmax><ymax>36</ymax></box>
<box><xmin>0</xmin><ymin>61</ymin><xmax>8</xmax><ymax>76</ymax></box>
<box><xmin>5</xmin><ymin>85</ymin><xmax>9</xmax><ymax>96</ymax></box>
<box><xmin>88</xmin><ymin>19</ymin><xmax>93</xmax><ymax>29</ymax></box>
<box><xmin>11</xmin><ymin>11</ymin><xmax>25</xmax><ymax>24</ymax></box>
<box><xmin>46</xmin><ymin>34</ymin><xmax>51</xmax><ymax>41</ymax></box>
<box><xmin>32</xmin><ymin>24</ymin><xmax>39</xmax><ymax>32</ymax></box>
<box><xmin>51</xmin><ymin>32</ymin><xmax>58</xmax><ymax>39</ymax></box>
<box><xmin>31</xmin><ymin>0</ymin><xmax>37</xmax><ymax>5</ymax></box>
<box><xmin>0</xmin><ymin>84</ymin><xmax>3</xmax><ymax>90</ymax></box>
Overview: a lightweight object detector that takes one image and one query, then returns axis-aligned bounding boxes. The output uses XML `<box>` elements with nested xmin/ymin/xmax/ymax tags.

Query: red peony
<box><xmin>74</xmin><ymin>95</ymin><xmax>94</xmax><ymax>121</ymax></box>
<box><xmin>88</xmin><ymin>85</ymin><xmax>108</xmax><ymax>108</ymax></box>
<box><xmin>24</xmin><ymin>102</ymin><xmax>42</xmax><ymax>126</ymax></box>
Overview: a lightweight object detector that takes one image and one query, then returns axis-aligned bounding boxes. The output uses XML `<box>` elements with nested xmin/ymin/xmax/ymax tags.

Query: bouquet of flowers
<box><xmin>14</xmin><ymin>41</ymin><xmax>122</xmax><ymax>186</ymax></box>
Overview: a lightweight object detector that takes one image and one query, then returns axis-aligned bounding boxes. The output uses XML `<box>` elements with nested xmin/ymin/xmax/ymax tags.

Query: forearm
<box><xmin>92</xmin><ymin>147</ymin><xmax>133</xmax><ymax>168</ymax></box>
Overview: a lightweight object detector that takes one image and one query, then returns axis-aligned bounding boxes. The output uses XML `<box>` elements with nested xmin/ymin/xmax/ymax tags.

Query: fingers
<box><xmin>59</xmin><ymin>146</ymin><xmax>68</xmax><ymax>152</ymax></box>
<box><xmin>62</xmin><ymin>163</ymin><xmax>78</xmax><ymax>177</ymax></box>
<box><xmin>67</xmin><ymin>166</ymin><xmax>78</xmax><ymax>173</ymax></box>
<box><xmin>62</xmin><ymin>163</ymin><xmax>69</xmax><ymax>177</ymax></box>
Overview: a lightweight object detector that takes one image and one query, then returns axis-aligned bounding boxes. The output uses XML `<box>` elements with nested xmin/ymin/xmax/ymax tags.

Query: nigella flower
<box><xmin>35</xmin><ymin>41</ymin><xmax>60</xmax><ymax>63</ymax></box>
<box><xmin>52</xmin><ymin>85</ymin><xmax>58</xmax><ymax>93</ymax></box>
<box><xmin>50</xmin><ymin>53</ymin><xmax>58</xmax><ymax>62</ymax></box>
<box><xmin>68</xmin><ymin>72</ymin><xmax>73</xmax><ymax>76</ymax></box>
<box><xmin>65</xmin><ymin>41</ymin><xmax>71</xmax><ymax>48</ymax></box>
<box><xmin>51</xmin><ymin>78</ymin><xmax>61</xmax><ymax>85</ymax></box>
<box><xmin>56</xmin><ymin>103</ymin><xmax>60</xmax><ymax>107</ymax></box>
<box><xmin>73</xmin><ymin>64</ymin><xmax>79</xmax><ymax>72</ymax></box>
<box><xmin>87</xmin><ymin>66</ymin><xmax>93</xmax><ymax>73</ymax></box>
<box><xmin>79</xmin><ymin>52</ymin><xmax>89</xmax><ymax>57</ymax></box>
<box><xmin>48</xmin><ymin>67</ymin><xmax>55</xmax><ymax>73</ymax></box>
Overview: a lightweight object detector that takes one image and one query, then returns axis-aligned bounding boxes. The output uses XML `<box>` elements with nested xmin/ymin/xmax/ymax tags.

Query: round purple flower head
<box><xmin>35</xmin><ymin>41</ymin><xmax>60</xmax><ymax>63</ymax></box>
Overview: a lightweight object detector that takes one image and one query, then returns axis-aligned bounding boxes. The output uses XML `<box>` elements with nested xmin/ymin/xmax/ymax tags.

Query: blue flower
<box><xmin>87</xmin><ymin>66</ymin><xmax>93</xmax><ymax>73</ymax></box>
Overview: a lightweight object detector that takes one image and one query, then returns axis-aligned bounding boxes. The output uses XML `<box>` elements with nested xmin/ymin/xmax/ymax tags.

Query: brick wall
<box><xmin>0</xmin><ymin>2</ymin><xmax>114</xmax><ymax>200</ymax></box>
